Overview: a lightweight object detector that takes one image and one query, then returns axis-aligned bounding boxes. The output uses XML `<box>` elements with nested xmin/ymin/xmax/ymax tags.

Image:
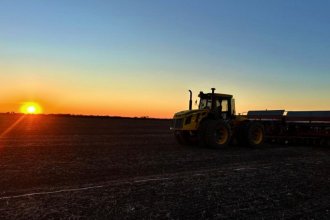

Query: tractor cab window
<box><xmin>199</xmin><ymin>99</ymin><xmax>221</xmax><ymax>110</ymax></box>
<box><xmin>220</xmin><ymin>99</ymin><xmax>231</xmax><ymax>119</ymax></box>
<box><xmin>221</xmin><ymin>100</ymin><xmax>228</xmax><ymax>112</ymax></box>
<box><xmin>199</xmin><ymin>99</ymin><xmax>212</xmax><ymax>109</ymax></box>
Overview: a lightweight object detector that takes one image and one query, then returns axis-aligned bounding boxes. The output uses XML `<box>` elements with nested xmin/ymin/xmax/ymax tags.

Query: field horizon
<box><xmin>0</xmin><ymin>112</ymin><xmax>171</xmax><ymax>120</ymax></box>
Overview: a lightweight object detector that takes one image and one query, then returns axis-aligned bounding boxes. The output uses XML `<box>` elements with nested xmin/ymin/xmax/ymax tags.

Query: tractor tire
<box><xmin>198</xmin><ymin>120</ymin><xmax>209</xmax><ymax>147</ymax></box>
<box><xmin>202</xmin><ymin>120</ymin><xmax>231</xmax><ymax>148</ymax></box>
<box><xmin>174</xmin><ymin>131</ymin><xmax>197</xmax><ymax>146</ymax></box>
<box><xmin>238</xmin><ymin>122</ymin><xmax>265</xmax><ymax>147</ymax></box>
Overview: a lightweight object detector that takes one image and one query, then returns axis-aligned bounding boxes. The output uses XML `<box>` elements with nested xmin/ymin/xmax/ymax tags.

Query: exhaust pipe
<box><xmin>189</xmin><ymin>90</ymin><xmax>192</xmax><ymax>110</ymax></box>
<box><xmin>211</xmin><ymin>88</ymin><xmax>216</xmax><ymax>110</ymax></box>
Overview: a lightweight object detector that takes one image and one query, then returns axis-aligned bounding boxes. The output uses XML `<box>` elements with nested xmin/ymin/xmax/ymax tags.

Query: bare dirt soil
<box><xmin>0</xmin><ymin>114</ymin><xmax>329</xmax><ymax>219</ymax></box>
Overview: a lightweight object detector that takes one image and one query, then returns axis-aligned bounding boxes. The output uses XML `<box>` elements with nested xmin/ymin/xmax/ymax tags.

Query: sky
<box><xmin>1</xmin><ymin>0</ymin><xmax>329</xmax><ymax>118</ymax></box>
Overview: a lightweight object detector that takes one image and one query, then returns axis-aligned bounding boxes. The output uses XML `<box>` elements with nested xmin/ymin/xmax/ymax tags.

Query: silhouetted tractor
<box><xmin>170</xmin><ymin>88</ymin><xmax>265</xmax><ymax>148</ymax></box>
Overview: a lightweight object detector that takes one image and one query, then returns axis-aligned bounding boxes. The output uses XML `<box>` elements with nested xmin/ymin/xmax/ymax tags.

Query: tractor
<box><xmin>170</xmin><ymin>88</ymin><xmax>265</xmax><ymax>148</ymax></box>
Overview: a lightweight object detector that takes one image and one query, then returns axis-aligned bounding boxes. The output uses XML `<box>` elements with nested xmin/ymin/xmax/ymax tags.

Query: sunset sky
<box><xmin>1</xmin><ymin>0</ymin><xmax>329</xmax><ymax>118</ymax></box>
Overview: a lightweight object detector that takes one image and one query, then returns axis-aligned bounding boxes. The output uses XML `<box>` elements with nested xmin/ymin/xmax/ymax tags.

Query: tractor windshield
<box><xmin>199</xmin><ymin>98</ymin><xmax>221</xmax><ymax>110</ymax></box>
<box><xmin>199</xmin><ymin>99</ymin><xmax>211</xmax><ymax>109</ymax></box>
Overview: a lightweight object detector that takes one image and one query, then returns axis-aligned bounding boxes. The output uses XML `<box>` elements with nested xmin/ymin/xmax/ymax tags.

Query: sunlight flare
<box><xmin>20</xmin><ymin>102</ymin><xmax>43</xmax><ymax>114</ymax></box>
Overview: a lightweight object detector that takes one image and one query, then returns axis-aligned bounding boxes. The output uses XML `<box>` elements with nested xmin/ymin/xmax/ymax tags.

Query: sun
<box><xmin>20</xmin><ymin>102</ymin><xmax>43</xmax><ymax>114</ymax></box>
<box><xmin>27</xmin><ymin>106</ymin><xmax>36</xmax><ymax>114</ymax></box>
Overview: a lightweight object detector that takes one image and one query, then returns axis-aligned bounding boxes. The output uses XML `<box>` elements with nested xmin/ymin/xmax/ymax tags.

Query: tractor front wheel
<box><xmin>202</xmin><ymin>120</ymin><xmax>231</xmax><ymax>148</ymax></box>
<box><xmin>174</xmin><ymin>131</ymin><xmax>197</xmax><ymax>146</ymax></box>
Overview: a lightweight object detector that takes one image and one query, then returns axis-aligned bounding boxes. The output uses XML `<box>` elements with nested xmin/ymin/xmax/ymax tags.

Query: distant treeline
<box><xmin>0</xmin><ymin>112</ymin><xmax>169</xmax><ymax>120</ymax></box>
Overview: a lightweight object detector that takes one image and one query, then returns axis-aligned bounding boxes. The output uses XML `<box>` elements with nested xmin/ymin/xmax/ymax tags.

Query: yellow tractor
<box><xmin>170</xmin><ymin>88</ymin><xmax>265</xmax><ymax>148</ymax></box>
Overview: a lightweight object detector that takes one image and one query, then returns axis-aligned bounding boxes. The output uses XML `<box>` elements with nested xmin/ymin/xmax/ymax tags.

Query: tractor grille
<box><xmin>172</xmin><ymin>118</ymin><xmax>183</xmax><ymax>129</ymax></box>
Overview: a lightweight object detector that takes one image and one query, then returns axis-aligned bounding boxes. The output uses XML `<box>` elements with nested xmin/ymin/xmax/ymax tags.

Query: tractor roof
<box><xmin>198</xmin><ymin>92</ymin><xmax>233</xmax><ymax>99</ymax></box>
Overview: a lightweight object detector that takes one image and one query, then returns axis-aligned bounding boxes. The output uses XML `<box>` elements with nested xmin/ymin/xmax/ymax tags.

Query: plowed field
<box><xmin>0</xmin><ymin>114</ymin><xmax>329</xmax><ymax>219</ymax></box>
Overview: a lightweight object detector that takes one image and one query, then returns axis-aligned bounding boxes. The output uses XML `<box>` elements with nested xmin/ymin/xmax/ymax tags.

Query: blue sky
<box><xmin>1</xmin><ymin>0</ymin><xmax>329</xmax><ymax>117</ymax></box>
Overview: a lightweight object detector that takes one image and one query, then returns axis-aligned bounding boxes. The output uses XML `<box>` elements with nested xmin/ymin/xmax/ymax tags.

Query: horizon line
<box><xmin>0</xmin><ymin>112</ymin><xmax>170</xmax><ymax>120</ymax></box>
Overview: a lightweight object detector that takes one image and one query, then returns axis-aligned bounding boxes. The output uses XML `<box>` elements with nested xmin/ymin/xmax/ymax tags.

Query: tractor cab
<box><xmin>198</xmin><ymin>90</ymin><xmax>235</xmax><ymax>120</ymax></box>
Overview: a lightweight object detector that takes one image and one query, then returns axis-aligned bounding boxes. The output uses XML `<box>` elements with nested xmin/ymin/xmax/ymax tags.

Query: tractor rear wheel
<box><xmin>238</xmin><ymin>122</ymin><xmax>265</xmax><ymax>147</ymax></box>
